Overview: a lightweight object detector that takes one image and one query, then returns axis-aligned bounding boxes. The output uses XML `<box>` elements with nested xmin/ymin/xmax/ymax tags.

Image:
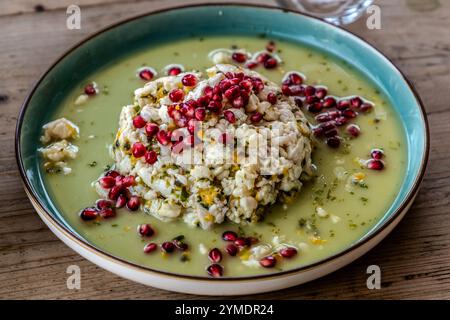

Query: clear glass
<box><xmin>276</xmin><ymin>0</ymin><xmax>374</xmax><ymax>25</ymax></box>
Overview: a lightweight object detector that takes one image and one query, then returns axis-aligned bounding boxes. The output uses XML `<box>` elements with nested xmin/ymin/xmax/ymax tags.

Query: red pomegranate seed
<box><xmin>116</xmin><ymin>194</ymin><xmax>127</xmax><ymax>208</ymax></box>
<box><xmin>156</xmin><ymin>130</ymin><xmax>170</xmax><ymax>145</ymax></box>
<box><xmin>222</xmin><ymin>231</ymin><xmax>238</xmax><ymax>242</ymax></box>
<box><xmin>250</xmin><ymin>112</ymin><xmax>263</xmax><ymax>123</ymax></box>
<box><xmin>143</xmin><ymin>243</ymin><xmax>158</xmax><ymax>253</ymax></box>
<box><xmin>99</xmin><ymin>207</ymin><xmax>115</xmax><ymax>218</ymax></box>
<box><xmin>307</xmin><ymin>102</ymin><xmax>323</xmax><ymax>113</ymax></box>
<box><xmin>247</xmin><ymin>237</ymin><xmax>259</xmax><ymax>245</ymax></box>
<box><xmin>79</xmin><ymin>207</ymin><xmax>98</xmax><ymax>221</ymax></box>
<box><xmin>137</xmin><ymin>224</ymin><xmax>155</xmax><ymax>237</ymax></box>
<box><xmin>145</xmin><ymin>122</ymin><xmax>159</xmax><ymax>137</ymax></box>
<box><xmin>99</xmin><ymin>176</ymin><xmax>115</xmax><ymax>189</ymax></box>
<box><xmin>334</xmin><ymin>116</ymin><xmax>348</xmax><ymax>126</ymax></box>
<box><xmin>346</xmin><ymin>124</ymin><xmax>361</xmax><ymax>137</ymax></box>
<box><xmin>252</xmin><ymin>80</ymin><xmax>264</xmax><ymax>93</ymax></box>
<box><xmin>305</xmin><ymin>95</ymin><xmax>318</xmax><ymax>105</ymax></box>
<box><xmin>232</xmin><ymin>52</ymin><xmax>247</xmax><ymax>63</ymax></box>
<box><xmin>203</xmin><ymin>86</ymin><xmax>213</xmax><ymax>99</ymax></box>
<box><xmin>126</xmin><ymin>196</ymin><xmax>140</xmax><ymax>211</ymax></box>
<box><xmin>264</xmin><ymin>58</ymin><xmax>278</xmax><ymax>69</ymax></box>
<box><xmin>312</xmin><ymin>126</ymin><xmax>324</xmax><ymax>137</ymax></box>
<box><xmin>206</xmin><ymin>264</ymin><xmax>223</xmax><ymax>277</ymax></box>
<box><xmin>84</xmin><ymin>83</ymin><xmax>97</xmax><ymax>96</ymax></box>
<box><xmin>366</xmin><ymin>158</ymin><xmax>385</xmax><ymax>170</ymax></box>
<box><xmin>319</xmin><ymin>121</ymin><xmax>336</xmax><ymax>132</ymax></box>
<box><xmin>231</xmin><ymin>96</ymin><xmax>245</xmax><ymax>109</ymax></box>
<box><xmin>194</xmin><ymin>108</ymin><xmax>206</xmax><ymax>121</ymax></box>
<box><xmin>315</xmin><ymin>87</ymin><xmax>328</xmax><ymax>99</ymax></box>
<box><xmin>173</xmin><ymin>239</ymin><xmax>188</xmax><ymax>251</ymax></box>
<box><xmin>132</xmin><ymin>142</ymin><xmax>146</xmax><ymax>158</ymax></box>
<box><xmin>304</xmin><ymin>86</ymin><xmax>316</xmax><ymax>97</ymax></box>
<box><xmin>161</xmin><ymin>241</ymin><xmax>175</xmax><ymax>253</ymax></box>
<box><xmin>105</xmin><ymin>170</ymin><xmax>120</xmax><ymax>178</ymax></box>
<box><xmin>225</xmin><ymin>244</ymin><xmax>238</xmax><ymax>256</ymax></box>
<box><xmin>240</xmin><ymin>79</ymin><xmax>253</xmax><ymax>92</ymax></box>
<box><xmin>208</xmin><ymin>248</ymin><xmax>223</xmax><ymax>263</ymax></box>
<box><xmin>223</xmin><ymin>110</ymin><xmax>236</xmax><ymax>123</ymax></box>
<box><xmin>323</xmin><ymin>96</ymin><xmax>337</xmax><ymax>108</ymax></box>
<box><xmin>144</xmin><ymin>150</ymin><xmax>158</xmax><ymax>164</ymax></box>
<box><xmin>256</xmin><ymin>53</ymin><xmax>271</xmax><ymax>63</ymax></box>
<box><xmin>245</xmin><ymin>61</ymin><xmax>258</xmax><ymax>69</ymax></box>
<box><xmin>326</xmin><ymin>136</ymin><xmax>341</xmax><ymax>148</ymax></box>
<box><xmin>186</xmin><ymin>119</ymin><xmax>196</xmax><ymax>134</ymax></box>
<box><xmin>279</xmin><ymin>247</ymin><xmax>297</xmax><ymax>258</ymax></box>
<box><xmin>360</xmin><ymin>102</ymin><xmax>374</xmax><ymax>113</ymax></box>
<box><xmin>267</xmin><ymin>92</ymin><xmax>277</xmax><ymax>105</ymax></box>
<box><xmin>181</xmin><ymin>74</ymin><xmax>197</xmax><ymax>87</ymax></box>
<box><xmin>96</xmin><ymin>199</ymin><xmax>113</xmax><ymax>210</ymax></box>
<box><xmin>234</xmin><ymin>237</ymin><xmax>250</xmax><ymax>247</ymax></box>
<box><xmin>325</xmin><ymin>128</ymin><xmax>338</xmax><ymax>137</ymax></box>
<box><xmin>207</xmin><ymin>101</ymin><xmax>222</xmax><ymax>113</ymax></box>
<box><xmin>168</xmin><ymin>66</ymin><xmax>182</xmax><ymax>76</ymax></box>
<box><xmin>260</xmin><ymin>256</ymin><xmax>277</xmax><ymax>268</ymax></box>
<box><xmin>108</xmin><ymin>185</ymin><xmax>123</xmax><ymax>200</ymax></box>
<box><xmin>169</xmin><ymin>89</ymin><xmax>184</xmax><ymax>102</ymax></box>
<box><xmin>343</xmin><ymin>109</ymin><xmax>357</xmax><ymax>118</ymax></box>
<box><xmin>121</xmin><ymin>175</ymin><xmax>135</xmax><ymax>188</ymax></box>
<box><xmin>266</xmin><ymin>40</ymin><xmax>276</xmax><ymax>52</ymax></box>
<box><xmin>350</xmin><ymin>97</ymin><xmax>363</xmax><ymax>109</ymax></box>
<box><xmin>132</xmin><ymin>115</ymin><xmax>146</xmax><ymax>128</ymax></box>
<box><xmin>224</xmin><ymin>85</ymin><xmax>240</xmax><ymax>100</ymax></box>
<box><xmin>138</xmin><ymin>68</ymin><xmax>154</xmax><ymax>81</ymax></box>
<box><xmin>315</xmin><ymin>113</ymin><xmax>332</xmax><ymax>123</ymax></box>
<box><xmin>371</xmin><ymin>148</ymin><xmax>384</xmax><ymax>159</ymax></box>
<box><xmin>337</xmin><ymin>99</ymin><xmax>350</xmax><ymax>110</ymax></box>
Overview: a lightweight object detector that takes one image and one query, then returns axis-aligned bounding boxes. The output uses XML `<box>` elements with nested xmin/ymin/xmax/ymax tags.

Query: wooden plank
<box><xmin>1</xmin><ymin>0</ymin><xmax>449</xmax><ymax>299</ymax></box>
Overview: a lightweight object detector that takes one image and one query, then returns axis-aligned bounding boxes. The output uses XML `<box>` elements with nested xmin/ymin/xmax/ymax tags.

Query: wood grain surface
<box><xmin>1</xmin><ymin>0</ymin><xmax>449</xmax><ymax>300</ymax></box>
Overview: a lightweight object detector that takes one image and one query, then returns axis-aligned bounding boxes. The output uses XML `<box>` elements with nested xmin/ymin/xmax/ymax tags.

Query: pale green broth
<box><xmin>43</xmin><ymin>36</ymin><xmax>406</xmax><ymax>277</ymax></box>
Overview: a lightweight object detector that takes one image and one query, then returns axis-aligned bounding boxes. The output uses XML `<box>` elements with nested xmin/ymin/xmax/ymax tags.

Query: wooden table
<box><xmin>1</xmin><ymin>0</ymin><xmax>449</xmax><ymax>300</ymax></box>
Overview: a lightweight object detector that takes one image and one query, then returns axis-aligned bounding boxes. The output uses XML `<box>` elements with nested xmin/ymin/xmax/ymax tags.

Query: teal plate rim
<box><xmin>15</xmin><ymin>3</ymin><xmax>430</xmax><ymax>281</ymax></box>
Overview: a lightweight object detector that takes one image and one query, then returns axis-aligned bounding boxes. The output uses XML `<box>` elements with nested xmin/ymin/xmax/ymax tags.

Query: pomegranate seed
<box><xmin>161</xmin><ymin>241</ymin><xmax>175</xmax><ymax>253</ymax></box>
<box><xmin>343</xmin><ymin>109</ymin><xmax>357</xmax><ymax>118</ymax></box>
<box><xmin>225</xmin><ymin>244</ymin><xmax>238</xmax><ymax>256</ymax></box>
<box><xmin>323</xmin><ymin>96</ymin><xmax>337</xmax><ymax>108</ymax></box>
<box><xmin>222</xmin><ymin>231</ymin><xmax>238</xmax><ymax>242</ymax></box>
<box><xmin>224</xmin><ymin>85</ymin><xmax>240</xmax><ymax>100</ymax></box>
<box><xmin>350</xmin><ymin>97</ymin><xmax>363</xmax><ymax>109</ymax></box>
<box><xmin>156</xmin><ymin>130</ymin><xmax>170</xmax><ymax>145</ymax></box>
<box><xmin>304</xmin><ymin>86</ymin><xmax>316</xmax><ymax>97</ymax></box>
<box><xmin>305</xmin><ymin>95</ymin><xmax>318</xmax><ymax>105</ymax></box>
<box><xmin>108</xmin><ymin>185</ymin><xmax>123</xmax><ymax>200</ymax></box>
<box><xmin>366</xmin><ymin>158</ymin><xmax>385</xmax><ymax>170</ymax></box>
<box><xmin>194</xmin><ymin>108</ymin><xmax>206</xmax><ymax>121</ymax></box>
<box><xmin>223</xmin><ymin>110</ymin><xmax>236</xmax><ymax>123</ymax></box>
<box><xmin>79</xmin><ymin>207</ymin><xmax>98</xmax><ymax>221</ymax></box>
<box><xmin>360</xmin><ymin>102</ymin><xmax>374</xmax><ymax>113</ymax></box>
<box><xmin>105</xmin><ymin>170</ymin><xmax>120</xmax><ymax>178</ymax></box>
<box><xmin>126</xmin><ymin>196</ymin><xmax>140</xmax><ymax>211</ymax></box>
<box><xmin>207</xmin><ymin>101</ymin><xmax>222</xmax><ymax>113</ymax></box>
<box><xmin>186</xmin><ymin>119</ymin><xmax>196</xmax><ymax>134</ymax></box>
<box><xmin>315</xmin><ymin>87</ymin><xmax>328</xmax><ymax>99</ymax></box>
<box><xmin>319</xmin><ymin>121</ymin><xmax>336</xmax><ymax>132</ymax></box>
<box><xmin>121</xmin><ymin>176</ymin><xmax>135</xmax><ymax>188</ymax></box>
<box><xmin>326</xmin><ymin>136</ymin><xmax>341</xmax><ymax>148</ymax></box>
<box><xmin>252</xmin><ymin>80</ymin><xmax>264</xmax><ymax>93</ymax></box>
<box><xmin>99</xmin><ymin>176</ymin><xmax>115</xmax><ymax>189</ymax></box>
<box><xmin>145</xmin><ymin>122</ymin><xmax>159</xmax><ymax>137</ymax></box>
<box><xmin>132</xmin><ymin>115</ymin><xmax>146</xmax><ymax>128</ymax></box>
<box><xmin>206</xmin><ymin>264</ymin><xmax>223</xmax><ymax>277</ymax></box>
<box><xmin>168</xmin><ymin>66</ymin><xmax>182</xmax><ymax>76</ymax></box>
<box><xmin>337</xmin><ymin>99</ymin><xmax>350</xmax><ymax>110</ymax></box>
<box><xmin>203</xmin><ymin>86</ymin><xmax>213</xmax><ymax>99</ymax></box>
<box><xmin>245</xmin><ymin>61</ymin><xmax>258</xmax><ymax>69</ymax></box>
<box><xmin>181</xmin><ymin>74</ymin><xmax>197</xmax><ymax>87</ymax></box>
<box><xmin>256</xmin><ymin>53</ymin><xmax>271</xmax><ymax>63</ymax></box>
<box><xmin>143</xmin><ymin>243</ymin><xmax>158</xmax><ymax>253</ymax></box>
<box><xmin>138</xmin><ymin>68</ymin><xmax>154</xmax><ymax>81</ymax></box>
<box><xmin>266</xmin><ymin>92</ymin><xmax>277</xmax><ymax>105</ymax></box>
<box><xmin>279</xmin><ymin>247</ymin><xmax>297</xmax><ymax>258</ymax></box>
<box><xmin>312</xmin><ymin>126</ymin><xmax>323</xmax><ymax>137</ymax></box>
<box><xmin>240</xmin><ymin>79</ymin><xmax>253</xmax><ymax>92</ymax></box>
<box><xmin>231</xmin><ymin>96</ymin><xmax>245</xmax><ymax>109</ymax></box>
<box><xmin>266</xmin><ymin>40</ymin><xmax>276</xmax><ymax>52</ymax></box>
<box><xmin>289</xmin><ymin>73</ymin><xmax>303</xmax><ymax>85</ymax></box>
<box><xmin>116</xmin><ymin>194</ymin><xmax>127</xmax><ymax>208</ymax></box>
<box><xmin>144</xmin><ymin>150</ymin><xmax>158</xmax><ymax>164</ymax></box>
<box><xmin>84</xmin><ymin>83</ymin><xmax>97</xmax><ymax>96</ymax></box>
<box><xmin>231</xmin><ymin>52</ymin><xmax>247</xmax><ymax>63</ymax></box>
<box><xmin>260</xmin><ymin>256</ymin><xmax>277</xmax><ymax>268</ymax></box>
<box><xmin>325</xmin><ymin>128</ymin><xmax>338</xmax><ymax>137</ymax></box>
<box><xmin>137</xmin><ymin>224</ymin><xmax>155</xmax><ymax>237</ymax></box>
<box><xmin>99</xmin><ymin>207</ymin><xmax>115</xmax><ymax>218</ymax></box>
<box><xmin>371</xmin><ymin>148</ymin><xmax>384</xmax><ymax>159</ymax></box>
<box><xmin>346</xmin><ymin>124</ymin><xmax>361</xmax><ymax>137</ymax></box>
<box><xmin>169</xmin><ymin>89</ymin><xmax>184</xmax><ymax>102</ymax></box>
<box><xmin>96</xmin><ymin>199</ymin><xmax>113</xmax><ymax>210</ymax></box>
<box><xmin>234</xmin><ymin>237</ymin><xmax>249</xmax><ymax>247</ymax></box>
<box><xmin>315</xmin><ymin>113</ymin><xmax>332</xmax><ymax>123</ymax></box>
<box><xmin>250</xmin><ymin>112</ymin><xmax>263</xmax><ymax>123</ymax></box>
<box><xmin>208</xmin><ymin>248</ymin><xmax>222</xmax><ymax>263</ymax></box>
<box><xmin>307</xmin><ymin>102</ymin><xmax>323</xmax><ymax>113</ymax></box>
<box><xmin>264</xmin><ymin>58</ymin><xmax>278</xmax><ymax>69</ymax></box>
<box><xmin>132</xmin><ymin>142</ymin><xmax>146</xmax><ymax>158</ymax></box>
<box><xmin>294</xmin><ymin>97</ymin><xmax>303</xmax><ymax>108</ymax></box>
<box><xmin>334</xmin><ymin>116</ymin><xmax>348</xmax><ymax>126</ymax></box>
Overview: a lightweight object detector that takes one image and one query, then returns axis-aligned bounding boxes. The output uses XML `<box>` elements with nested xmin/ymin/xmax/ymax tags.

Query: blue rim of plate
<box><xmin>15</xmin><ymin>3</ymin><xmax>430</xmax><ymax>282</ymax></box>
